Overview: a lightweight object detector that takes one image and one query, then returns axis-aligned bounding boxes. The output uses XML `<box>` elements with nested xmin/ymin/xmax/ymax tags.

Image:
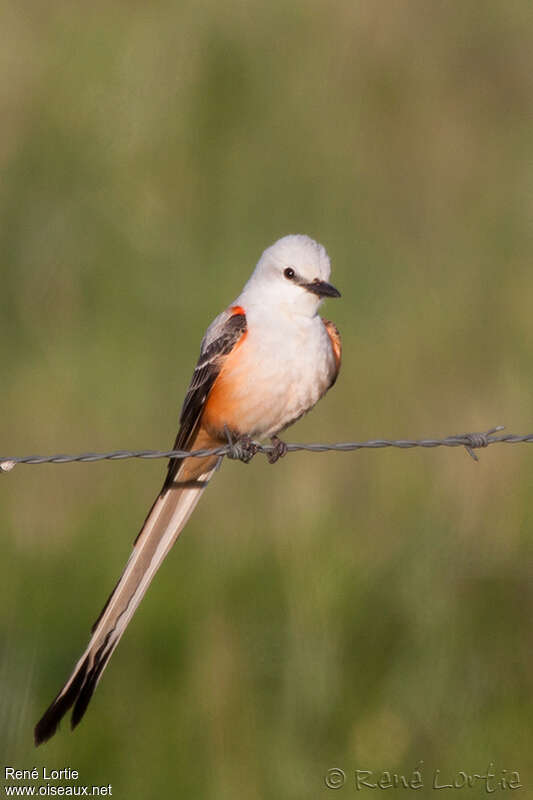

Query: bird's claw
<box><xmin>267</xmin><ymin>435</ymin><xmax>288</xmax><ymax>464</ymax></box>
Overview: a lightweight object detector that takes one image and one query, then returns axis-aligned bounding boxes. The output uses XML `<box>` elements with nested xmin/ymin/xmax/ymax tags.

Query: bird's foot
<box><xmin>225</xmin><ymin>429</ymin><xmax>258</xmax><ymax>464</ymax></box>
<box><xmin>267</xmin><ymin>435</ymin><xmax>288</xmax><ymax>464</ymax></box>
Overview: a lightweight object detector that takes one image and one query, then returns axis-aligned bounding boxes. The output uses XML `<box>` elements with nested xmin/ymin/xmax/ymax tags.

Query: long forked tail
<box><xmin>34</xmin><ymin>438</ymin><xmax>219</xmax><ymax>746</ymax></box>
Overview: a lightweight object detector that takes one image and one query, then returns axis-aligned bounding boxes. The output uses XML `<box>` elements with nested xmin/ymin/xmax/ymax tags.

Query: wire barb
<box><xmin>453</xmin><ymin>425</ymin><xmax>505</xmax><ymax>461</ymax></box>
<box><xmin>1</xmin><ymin>426</ymin><xmax>532</xmax><ymax>473</ymax></box>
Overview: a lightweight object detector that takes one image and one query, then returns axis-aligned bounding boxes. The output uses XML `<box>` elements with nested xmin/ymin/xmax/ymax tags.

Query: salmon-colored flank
<box><xmin>322</xmin><ymin>318</ymin><xmax>342</xmax><ymax>376</ymax></box>
<box><xmin>178</xmin><ymin>426</ymin><xmax>221</xmax><ymax>483</ymax></box>
<box><xmin>200</xmin><ymin>329</ymin><xmax>248</xmax><ymax>439</ymax></box>
<box><xmin>230</xmin><ymin>305</ymin><xmax>246</xmax><ymax>316</ymax></box>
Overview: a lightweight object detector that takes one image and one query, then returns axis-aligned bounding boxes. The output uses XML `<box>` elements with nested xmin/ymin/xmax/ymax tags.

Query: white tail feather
<box><xmin>34</xmin><ymin>460</ymin><xmax>218</xmax><ymax>744</ymax></box>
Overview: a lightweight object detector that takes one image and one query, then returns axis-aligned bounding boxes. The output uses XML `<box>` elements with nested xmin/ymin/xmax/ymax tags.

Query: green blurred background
<box><xmin>1</xmin><ymin>1</ymin><xmax>532</xmax><ymax>797</ymax></box>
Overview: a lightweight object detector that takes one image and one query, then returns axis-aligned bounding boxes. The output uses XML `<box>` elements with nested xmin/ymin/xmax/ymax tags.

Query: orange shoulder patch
<box><xmin>322</xmin><ymin>318</ymin><xmax>342</xmax><ymax>378</ymax></box>
<box><xmin>230</xmin><ymin>305</ymin><xmax>246</xmax><ymax>317</ymax></box>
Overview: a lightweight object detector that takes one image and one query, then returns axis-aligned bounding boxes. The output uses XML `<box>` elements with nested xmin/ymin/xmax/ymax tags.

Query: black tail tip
<box><xmin>34</xmin><ymin>712</ymin><xmax>60</xmax><ymax>747</ymax></box>
<box><xmin>34</xmin><ymin>656</ymin><xmax>90</xmax><ymax>747</ymax></box>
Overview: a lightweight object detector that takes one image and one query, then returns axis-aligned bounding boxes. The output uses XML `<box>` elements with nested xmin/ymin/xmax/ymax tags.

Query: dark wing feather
<box><xmin>163</xmin><ymin>311</ymin><xmax>247</xmax><ymax>488</ymax></box>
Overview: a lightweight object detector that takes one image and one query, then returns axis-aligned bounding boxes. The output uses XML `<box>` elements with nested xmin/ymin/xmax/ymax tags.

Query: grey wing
<box><xmin>164</xmin><ymin>308</ymin><xmax>247</xmax><ymax>487</ymax></box>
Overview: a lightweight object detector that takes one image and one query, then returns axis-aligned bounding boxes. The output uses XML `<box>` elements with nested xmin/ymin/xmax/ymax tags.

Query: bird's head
<box><xmin>242</xmin><ymin>234</ymin><xmax>340</xmax><ymax>317</ymax></box>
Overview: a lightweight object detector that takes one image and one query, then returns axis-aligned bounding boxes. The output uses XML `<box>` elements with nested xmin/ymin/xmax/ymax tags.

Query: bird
<box><xmin>34</xmin><ymin>233</ymin><xmax>342</xmax><ymax>745</ymax></box>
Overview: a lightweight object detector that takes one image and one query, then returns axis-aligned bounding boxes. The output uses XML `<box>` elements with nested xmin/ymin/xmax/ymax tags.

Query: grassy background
<box><xmin>1</xmin><ymin>2</ymin><xmax>532</xmax><ymax>797</ymax></box>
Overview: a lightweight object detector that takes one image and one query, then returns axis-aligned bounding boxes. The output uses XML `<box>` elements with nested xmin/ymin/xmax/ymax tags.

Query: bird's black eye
<box><xmin>284</xmin><ymin>267</ymin><xmax>295</xmax><ymax>280</ymax></box>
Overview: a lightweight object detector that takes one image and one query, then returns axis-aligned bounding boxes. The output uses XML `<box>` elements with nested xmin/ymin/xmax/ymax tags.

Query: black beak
<box><xmin>302</xmin><ymin>279</ymin><xmax>341</xmax><ymax>299</ymax></box>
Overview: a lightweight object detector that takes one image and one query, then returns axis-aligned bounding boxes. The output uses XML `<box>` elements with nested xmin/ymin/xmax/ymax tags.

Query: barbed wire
<box><xmin>1</xmin><ymin>426</ymin><xmax>532</xmax><ymax>473</ymax></box>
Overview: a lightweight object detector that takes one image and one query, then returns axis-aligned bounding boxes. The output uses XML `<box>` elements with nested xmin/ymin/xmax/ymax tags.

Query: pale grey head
<box><xmin>240</xmin><ymin>234</ymin><xmax>340</xmax><ymax>316</ymax></box>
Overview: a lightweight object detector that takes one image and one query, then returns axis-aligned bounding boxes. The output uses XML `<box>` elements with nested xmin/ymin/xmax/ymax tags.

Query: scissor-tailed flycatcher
<box><xmin>34</xmin><ymin>234</ymin><xmax>341</xmax><ymax>745</ymax></box>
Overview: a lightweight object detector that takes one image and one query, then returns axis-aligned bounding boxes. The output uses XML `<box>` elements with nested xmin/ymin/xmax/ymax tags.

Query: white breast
<box><xmin>228</xmin><ymin>308</ymin><xmax>336</xmax><ymax>439</ymax></box>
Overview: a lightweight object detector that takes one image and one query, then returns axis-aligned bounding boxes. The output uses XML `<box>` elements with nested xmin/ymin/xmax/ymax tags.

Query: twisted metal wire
<box><xmin>1</xmin><ymin>426</ymin><xmax>532</xmax><ymax>473</ymax></box>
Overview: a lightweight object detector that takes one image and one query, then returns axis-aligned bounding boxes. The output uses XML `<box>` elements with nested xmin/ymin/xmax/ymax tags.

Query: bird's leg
<box><xmin>267</xmin><ymin>435</ymin><xmax>288</xmax><ymax>464</ymax></box>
